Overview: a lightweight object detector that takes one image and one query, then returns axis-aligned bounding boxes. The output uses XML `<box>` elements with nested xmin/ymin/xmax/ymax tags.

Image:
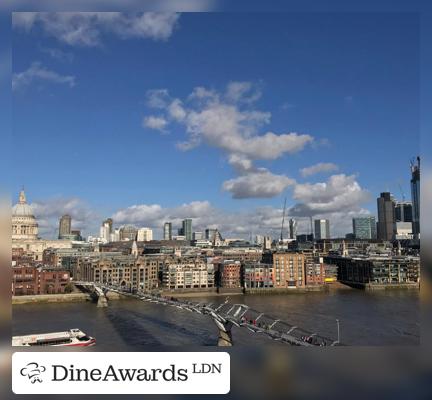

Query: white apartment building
<box><xmin>137</xmin><ymin>227</ymin><xmax>153</xmax><ymax>241</ymax></box>
<box><xmin>163</xmin><ymin>260</ymin><xmax>214</xmax><ymax>290</ymax></box>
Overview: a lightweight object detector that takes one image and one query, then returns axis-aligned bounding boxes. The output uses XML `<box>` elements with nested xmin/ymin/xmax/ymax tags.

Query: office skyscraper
<box><xmin>410</xmin><ymin>156</ymin><xmax>420</xmax><ymax>238</ymax></box>
<box><xmin>289</xmin><ymin>218</ymin><xmax>297</xmax><ymax>239</ymax></box>
<box><xmin>163</xmin><ymin>222</ymin><xmax>172</xmax><ymax>240</ymax></box>
<box><xmin>182</xmin><ymin>218</ymin><xmax>193</xmax><ymax>241</ymax></box>
<box><xmin>100</xmin><ymin>218</ymin><xmax>113</xmax><ymax>243</ymax></box>
<box><xmin>58</xmin><ymin>214</ymin><xmax>71</xmax><ymax>239</ymax></box>
<box><xmin>353</xmin><ymin>217</ymin><xmax>377</xmax><ymax>239</ymax></box>
<box><xmin>395</xmin><ymin>201</ymin><xmax>413</xmax><ymax>222</ymax></box>
<box><xmin>205</xmin><ymin>228</ymin><xmax>217</xmax><ymax>241</ymax></box>
<box><xmin>377</xmin><ymin>192</ymin><xmax>396</xmax><ymax>241</ymax></box>
<box><xmin>314</xmin><ymin>219</ymin><xmax>330</xmax><ymax>240</ymax></box>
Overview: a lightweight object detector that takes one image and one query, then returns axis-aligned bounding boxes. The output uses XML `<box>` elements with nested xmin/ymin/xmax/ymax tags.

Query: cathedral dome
<box><xmin>12</xmin><ymin>190</ymin><xmax>39</xmax><ymax>241</ymax></box>
<box><xmin>12</xmin><ymin>202</ymin><xmax>34</xmax><ymax>217</ymax></box>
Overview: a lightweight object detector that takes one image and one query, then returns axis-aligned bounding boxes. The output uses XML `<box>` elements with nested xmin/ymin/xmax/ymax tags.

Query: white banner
<box><xmin>12</xmin><ymin>352</ymin><xmax>230</xmax><ymax>394</ymax></box>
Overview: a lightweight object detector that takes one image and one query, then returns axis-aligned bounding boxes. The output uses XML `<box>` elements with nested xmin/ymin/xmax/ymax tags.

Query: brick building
<box><xmin>262</xmin><ymin>252</ymin><xmax>306</xmax><ymax>288</ymax></box>
<box><xmin>243</xmin><ymin>263</ymin><xmax>274</xmax><ymax>288</ymax></box>
<box><xmin>12</xmin><ymin>265</ymin><xmax>70</xmax><ymax>296</ymax></box>
<box><xmin>214</xmin><ymin>260</ymin><xmax>242</xmax><ymax>288</ymax></box>
<box><xmin>73</xmin><ymin>255</ymin><xmax>160</xmax><ymax>292</ymax></box>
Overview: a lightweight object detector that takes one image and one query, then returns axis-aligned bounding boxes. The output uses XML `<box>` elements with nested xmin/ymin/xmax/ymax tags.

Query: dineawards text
<box><xmin>52</xmin><ymin>364</ymin><xmax>189</xmax><ymax>382</ymax></box>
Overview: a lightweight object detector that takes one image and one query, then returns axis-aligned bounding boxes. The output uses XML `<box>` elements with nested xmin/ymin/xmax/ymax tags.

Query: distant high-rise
<box><xmin>163</xmin><ymin>222</ymin><xmax>172</xmax><ymax>240</ymax></box>
<box><xmin>353</xmin><ymin>217</ymin><xmax>377</xmax><ymax>239</ymax></box>
<box><xmin>58</xmin><ymin>214</ymin><xmax>71</xmax><ymax>239</ymax></box>
<box><xmin>314</xmin><ymin>219</ymin><xmax>330</xmax><ymax>240</ymax></box>
<box><xmin>410</xmin><ymin>156</ymin><xmax>420</xmax><ymax>238</ymax></box>
<box><xmin>100</xmin><ymin>218</ymin><xmax>113</xmax><ymax>243</ymax></box>
<box><xmin>289</xmin><ymin>218</ymin><xmax>297</xmax><ymax>239</ymax></box>
<box><xmin>193</xmin><ymin>231</ymin><xmax>203</xmax><ymax>241</ymax></box>
<box><xmin>137</xmin><ymin>227</ymin><xmax>153</xmax><ymax>241</ymax></box>
<box><xmin>205</xmin><ymin>228</ymin><xmax>217</xmax><ymax>241</ymax></box>
<box><xmin>182</xmin><ymin>218</ymin><xmax>193</xmax><ymax>241</ymax></box>
<box><xmin>104</xmin><ymin>218</ymin><xmax>113</xmax><ymax>233</ymax></box>
<box><xmin>119</xmin><ymin>225</ymin><xmax>137</xmax><ymax>241</ymax></box>
<box><xmin>395</xmin><ymin>201</ymin><xmax>413</xmax><ymax>223</ymax></box>
<box><xmin>377</xmin><ymin>192</ymin><xmax>396</xmax><ymax>241</ymax></box>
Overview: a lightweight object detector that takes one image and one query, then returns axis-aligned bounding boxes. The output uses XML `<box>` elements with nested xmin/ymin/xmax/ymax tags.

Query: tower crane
<box><xmin>280</xmin><ymin>198</ymin><xmax>287</xmax><ymax>242</ymax></box>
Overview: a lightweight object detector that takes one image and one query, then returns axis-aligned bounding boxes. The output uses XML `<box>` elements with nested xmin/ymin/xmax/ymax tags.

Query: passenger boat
<box><xmin>12</xmin><ymin>328</ymin><xmax>96</xmax><ymax>347</ymax></box>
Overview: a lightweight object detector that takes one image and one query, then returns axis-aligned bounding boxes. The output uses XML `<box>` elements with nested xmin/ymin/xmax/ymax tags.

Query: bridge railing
<box><xmin>79</xmin><ymin>282</ymin><xmax>342</xmax><ymax>346</ymax></box>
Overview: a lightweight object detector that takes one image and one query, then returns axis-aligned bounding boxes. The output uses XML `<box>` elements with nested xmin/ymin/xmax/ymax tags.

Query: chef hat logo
<box><xmin>20</xmin><ymin>362</ymin><xmax>46</xmax><ymax>383</ymax></box>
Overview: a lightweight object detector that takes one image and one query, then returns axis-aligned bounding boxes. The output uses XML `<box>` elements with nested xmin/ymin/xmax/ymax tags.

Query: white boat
<box><xmin>12</xmin><ymin>328</ymin><xmax>96</xmax><ymax>347</ymax></box>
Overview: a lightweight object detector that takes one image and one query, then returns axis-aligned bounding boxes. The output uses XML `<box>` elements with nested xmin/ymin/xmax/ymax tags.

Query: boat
<box><xmin>12</xmin><ymin>328</ymin><xmax>96</xmax><ymax>347</ymax></box>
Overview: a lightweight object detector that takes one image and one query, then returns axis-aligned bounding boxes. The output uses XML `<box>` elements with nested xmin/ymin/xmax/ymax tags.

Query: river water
<box><xmin>12</xmin><ymin>289</ymin><xmax>419</xmax><ymax>347</ymax></box>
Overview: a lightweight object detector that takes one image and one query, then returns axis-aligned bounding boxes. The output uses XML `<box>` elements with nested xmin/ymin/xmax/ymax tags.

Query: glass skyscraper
<box><xmin>182</xmin><ymin>218</ymin><xmax>193</xmax><ymax>241</ymax></box>
<box><xmin>353</xmin><ymin>216</ymin><xmax>377</xmax><ymax>239</ymax></box>
<box><xmin>314</xmin><ymin>219</ymin><xmax>330</xmax><ymax>240</ymax></box>
<box><xmin>410</xmin><ymin>157</ymin><xmax>420</xmax><ymax>238</ymax></box>
<box><xmin>163</xmin><ymin>222</ymin><xmax>172</xmax><ymax>240</ymax></box>
<box><xmin>395</xmin><ymin>202</ymin><xmax>413</xmax><ymax>222</ymax></box>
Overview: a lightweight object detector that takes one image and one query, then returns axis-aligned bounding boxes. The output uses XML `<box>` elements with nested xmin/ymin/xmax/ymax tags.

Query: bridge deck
<box><xmin>74</xmin><ymin>282</ymin><xmax>342</xmax><ymax>346</ymax></box>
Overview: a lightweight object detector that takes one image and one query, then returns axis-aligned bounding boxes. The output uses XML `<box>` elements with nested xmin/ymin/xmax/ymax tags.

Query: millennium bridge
<box><xmin>74</xmin><ymin>281</ymin><xmax>343</xmax><ymax>347</ymax></box>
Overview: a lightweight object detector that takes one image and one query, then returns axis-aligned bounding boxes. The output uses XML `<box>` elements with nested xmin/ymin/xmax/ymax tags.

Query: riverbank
<box><xmin>161</xmin><ymin>290</ymin><xmax>244</xmax><ymax>298</ymax></box>
<box><xmin>12</xmin><ymin>292</ymin><xmax>91</xmax><ymax>305</ymax></box>
<box><xmin>340</xmin><ymin>281</ymin><xmax>420</xmax><ymax>290</ymax></box>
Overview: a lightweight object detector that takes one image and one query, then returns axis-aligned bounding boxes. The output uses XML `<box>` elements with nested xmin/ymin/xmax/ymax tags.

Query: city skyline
<box><xmin>12</xmin><ymin>12</ymin><xmax>419</xmax><ymax>238</ymax></box>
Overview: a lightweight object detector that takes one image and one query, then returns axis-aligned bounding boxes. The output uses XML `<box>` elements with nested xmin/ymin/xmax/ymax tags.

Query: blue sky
<box><xmin>11</xmin><ymin>12</ymin><xmax>419</xmax><ymax>238</ymax></box>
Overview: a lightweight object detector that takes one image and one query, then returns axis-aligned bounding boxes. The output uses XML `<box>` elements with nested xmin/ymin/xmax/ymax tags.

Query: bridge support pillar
<box><xmin>213</xmin><ymin>318</ymin><xmax>233</xmax><ymax>346</ymax></box>
<box><xmin>97</xmin><ymin>293</ymin><xmax>108</xmax><ymax>308</ymax></box>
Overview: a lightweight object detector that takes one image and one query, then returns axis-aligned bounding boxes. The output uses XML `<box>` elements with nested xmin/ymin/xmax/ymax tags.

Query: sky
<box><xmin>11</xmin><ymin>12</ymin><xmax>420</xmax><ymax>239</ymax></box>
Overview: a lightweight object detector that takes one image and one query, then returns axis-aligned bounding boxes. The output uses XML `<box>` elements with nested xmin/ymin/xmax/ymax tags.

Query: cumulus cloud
<box><xmin>300</xmin><ymin>162</ymin><xmax>339</xmax><ymax>177</ymax></box>
<box><xmin>143</xmin><ymin>82</ymin><xmax>314</xmax><ymax>199</ymax></box>
<box><xmin>12</xmin><ymin>62</ymin><xmax>75</xmax><ymax>90</ymax></box>
<box><xmin>225</xmin><ymin>81</ymin><xmax>262</xmax><ymax>104</ymax></box>
<box><xmin>30</xmin><ymin>197</ymin><xmax>99</xmax><ymax>238</ymax></box>
<box><xmin>146</xmin><ymin>88</ymin><xmax>170</xmax><ymax>108</ymax></box>
<box><xmin>112</xmin><ymin>200</ymin><xmax>285</xmax><ymax>238</ymax></box>
<box><xmin>27</xmin><ymin>189</ymin><xmax>372</xmax><ymax>240</ymax></box>
<box><xmin>144</xmin><ymin>82</ymin><xmax>313</xmax><ymax>160</ymax></box>
<box><xmin>222</xmin><ymin>170</ymin><xmax>295</xmax><ymax>199</ymax></box>
<box><xmin>39</xmin><ymin>46</ymin><xmax>74</xmax><ymax>62</ymax></box>
<box><xmin>112</xmin><ymin>197</ymin><xmax>372</xmax><ymax>239</ymax></box>
<box><xmin>13</xmin><ymin>12</ymin><xmax>180</xmax><ymax>46</ymax></box>
<box><xmin>289</xmin><ymin>174</ymin><xmax>370</xmax><ymax>216</ymax></box>
<box><xmin>142</xmin><ymin>115</ymin><xmax>168</xmax><ymax>132</ymax></box>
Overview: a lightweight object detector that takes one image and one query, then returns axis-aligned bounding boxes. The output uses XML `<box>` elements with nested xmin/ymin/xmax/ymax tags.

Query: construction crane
<box><xmin>280</xmin><ymin>197</ymin><xmax>287</xmax><ymax>242</ymax></box>
<box><xmin>398</xmin><ymin>183</ymin><xmax>405</xmax><ymax>202</ymax></box>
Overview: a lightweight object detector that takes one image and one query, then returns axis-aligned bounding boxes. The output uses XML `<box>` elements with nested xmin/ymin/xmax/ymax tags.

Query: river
<box><xmin>12</xmin><ymin>289</ymin><xmax>419</xmax><ymax>347</ymax></box>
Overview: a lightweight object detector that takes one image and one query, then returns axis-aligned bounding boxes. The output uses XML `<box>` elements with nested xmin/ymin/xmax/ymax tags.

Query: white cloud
<box><xmin>143</xmin><ymin>82</ymin><xmax>314</xmax><ymax>199</ymax></box>
<box><xmin>225</xmin><ymin>81</ymin><xmax>262</xmax><ymax>103</ymax></box>
<box><xmin>13</xmin><ymin>12</ymin><xmax>180</xmax><ymax>46</ymax></box>
<box><xmin>40</xmin><ymin>46</ymin><xmax>74</xmax><ymax>62</ymax></box>
<box><xmin>30</xmin><ymin>197</ymin><xmax>99</xmax><ymax>238</ymax></box>
<box><xmin>168</xmin><ymin>99</ymin><xmax>187</xmax><ymax>121</ymax></box>
<box><xmin>300</xmin><ymin>162</ymin><xmax>339</xmax><ymax>177</ymax></box>
<box><xmin>222</xmin><ymin>170</ymin><xmax>295</xmax><ymax>199</ymax></box>
<box><xmin>28</xmin><ymin>188</ymin><xmax>373</xmax><ymax>240</ymax></box>
<box><xmin>289</xmin><ymin>174</ymin><xmax>370</xmax><ymax>216</ymax></box>
<box><xmin>144</xmin><ymin>82</ymin><xmax>313</xmax><ymax>161</ymax></box>
<box><xmin>112</xmin><ymin>200</ymin><xmax>285</xmax><ymax>238</ymax></box>
<box><xmin>12</xmin><ymin>61</ymin><xmax>75</xmax><ymax>90</ymax></box>
<box><xmin>111</xmin><ymin>198</ymin><xmax>372</xmax><ymax>239</ymax></box>
<box><xmin>146</xmin><ymin>88</ymin><xmax>170</xmax><ymax>108</ymax></box>
<box><xmin>228</xmin><ymin>154</ymin><xmax>255</xmax><ymax>174</ymax></box>
<box><xmin>142</xmin><ymin>115</ymin><xmax>168</xmax><ymax>132</ymax></box>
